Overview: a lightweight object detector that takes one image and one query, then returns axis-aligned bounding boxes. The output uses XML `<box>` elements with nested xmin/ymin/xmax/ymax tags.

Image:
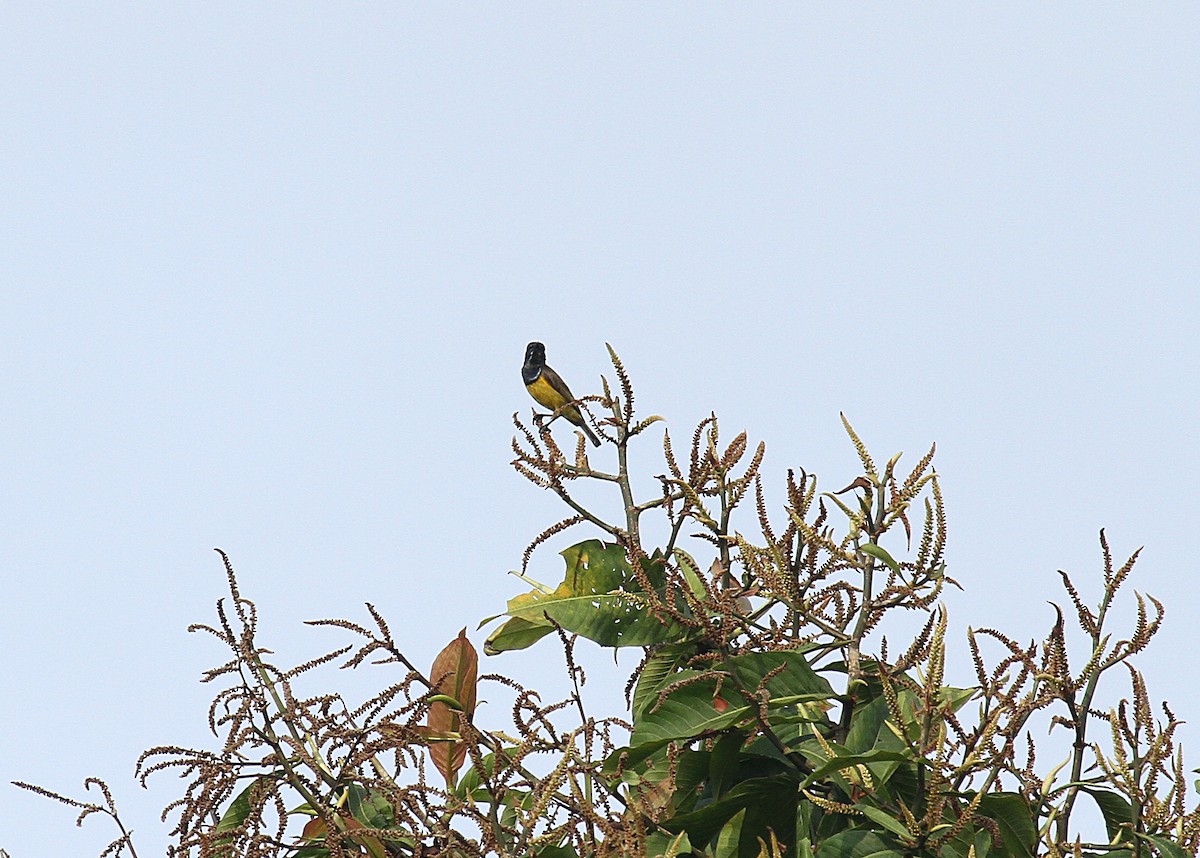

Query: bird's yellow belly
<box><xmin>527</xmin><ymin>374</ymin><xmax>568</xmax><ymax>411</ymax></box>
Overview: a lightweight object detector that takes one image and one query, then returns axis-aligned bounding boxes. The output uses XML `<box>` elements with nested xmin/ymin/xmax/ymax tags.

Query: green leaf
<box><xmin>425</xmin><ymin>693</ymin><xmax>465</xmax><ymax>710</ymax></box>
<box><xmin>632</xmin><ymin>651</ymin><xmax>835</xmax><ymax>747</ymax></box>
<box><xmin>855</xmin><ymin>804</ymin><xmax>912</xmax><ymax>840</ymax></box>
<box><xmin>938</xmin><ymin>811</ymin><xmax>1000</xmax><ymax>858</ymax></box>
<box><xmin>715</xmin><ymin>808</ymin><xmax>747</xmax><ymax>858</ymax></box>
<box><xmin>796</xmin><ymin>800</ymin><xmax>815</xmax><ymax>845</ymax></box>
<box><xmin>859</xmin><ymin>544</ymin><xmax>902</xmax><ymax>577</ymax></box>
<box><xmin>533</xmin><ymin>846</ymin><xmax>579</xmax><ymax>858</ymax></box>
<box><xmin>645</xmin><ymin>830</ymin><xmax>693</xmax><ymax>858</ymax></box>
<box><xmin>936</xmin><ymin>686</ymin><xmax>978</xmax><ymax>713</ymax></box>
<box><xmin>972</xmin><ymin>827</ymin><xmax>993</xmax><ymax>858</ymax></box>
<box><xmin>976</xmin><ymin>792</ymin><xmax>1036</xmax><ymax>858</ymax></box>
<box><xmin>797</xmin><ymin>750</ymin><xmax>913</xmax><ymax>790</ymax></box>
<box><xmin>672</xmin><ymin>749</ymin><xmax>712</xmax><ymax>814</ymax></box>
<box><xmin>843</xmin><ymin>694</ymin><xmax>890</xmax><ymax>755</ymax></box>
<box><xmin>346</xmin><ymin>784</ymin><xmax>393</xmax><ymax>829</ymax></box>
<box><xmin>604</xmin><ymin>736</ymin><xmax>678</xmax><ymax>773</ymax></box>
<box><xmin>209</xmin><ymin>777</ymin><xmax>269</xmax><ymax>855</ymax></box>
<box><xmin>632</xmin><ymin>674</ymin><xmax>744</xmax><ymax>744</ymax></box>
<box><xmin>664</xmin><ymin>775</ymin><xmax>798</xmax><ymax>855</ymax></box>
<box><xmin>730</xmin><ymin>650</ymin><xmax>836</xmax><ymax>701</ymax></box>
<box><xmin>1137</xmin><ymin>833</ymin><xmax>1192</xmax><ymax>858</ymax></box>
<box><xmin>616</xmin><ymin>744</ymin><xmax>712</xmax><ymax>824</ymax></box>
<box><xmin>674</xmin><ymin>548</ymin><xmax>710</xmax><ymax>599</ymax></box>
<box><xmin>633</xmin><ymin>644</ymin><xmax>695</xmax><ymax>720</ymax></box>
<box><xmin>1081</xmin><ymin>787</ymin><xmax>1134</xmax><ymax>845</ymax></box>
<box><xmin>454</xmin><ymin>747</ymin><xmax>520</xmax><ymax>801</ymax></box>
<box><xmin>814</xmin><ymin>828</ymin><xmax>903</xmax><ymax>858</ymax></box>
<box><xmin>484</xmin><ymin>540</ymin><xmax>699</xmax><ymax>652</ymax></box>
<box><xmin>842</xmin><ymin>695</ymin><xmax>909</xmax><ymax>787</ymax></box>
<box><xmin>482</xmin><ymin>614</ymin><xmax>555</xmax><ymax>654</ymax></box>
<box><xmin>709</xmin><ymin>730</ymin><xmax>747</xmax><ymax>798</ymax></box>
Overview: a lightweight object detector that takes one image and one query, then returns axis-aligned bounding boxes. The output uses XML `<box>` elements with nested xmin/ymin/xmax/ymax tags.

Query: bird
<box><xmin>521</xmin><ymin>341</ymin><xmax>600</xmax><ymax>447</ymax></box>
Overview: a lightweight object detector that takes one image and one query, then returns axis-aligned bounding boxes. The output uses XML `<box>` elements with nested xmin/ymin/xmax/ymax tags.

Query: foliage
<box><xmin>15</xmin><ymin>345</ymin><xmax>1200</xmax><ymax>858</ymax></box>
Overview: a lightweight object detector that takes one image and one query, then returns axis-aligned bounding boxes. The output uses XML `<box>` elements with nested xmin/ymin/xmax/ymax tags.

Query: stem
<box><xmin>839</xmin><ymin>483</ymin><xmax>886</xmax><ymax>741</ymax></box>
<box><xmin>720</xmin><ymin>655</ymin><xmax>810</xmax><ymax>777</ymax></box>
<box><xmin>717</xmin><ymin>469</ymin><xmax>732</xmax><ymax>575</ymax></box>
<box><xmin>550</xmin><ymin>482</ymin><xmax>622</xmax><ymax>538</ymax></box>
<box><xmin>615</xmin><ymin>411</ymin><xmax>641</xmax><ymax>550</ymax></box>
<box><xmin>1056</xmin><ymin>583</ymin><xmax>1118</xmax><ymax>844</ymax></box>
<box><xmin>109</xmin><ymin>813</ymin><xmax>140</xmax><ymax>858</ymax></box>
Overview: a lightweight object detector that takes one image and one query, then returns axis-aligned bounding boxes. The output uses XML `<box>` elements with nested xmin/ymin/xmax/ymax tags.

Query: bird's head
<box><xmin>524</xmin><ymin>341</ymin><xmax>546</xmax><ymax>366</ymax></box>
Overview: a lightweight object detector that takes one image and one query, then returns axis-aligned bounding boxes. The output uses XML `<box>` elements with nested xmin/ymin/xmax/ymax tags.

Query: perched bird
<box><xmin>521</xmin><ymin>341</ymin><xmax>600</xmax><ymax>447</ymax></box>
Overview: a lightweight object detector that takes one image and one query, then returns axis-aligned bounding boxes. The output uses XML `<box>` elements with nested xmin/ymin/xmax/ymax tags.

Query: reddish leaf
<box><xmin>833</xmin><ymin>477</ymin><xmax>872</xmax><ymax>495</ymax></box>
<box><xmin>427</xmin><ymin>628</ymin><xmax>478</xmax><ymax>785</ymax></box>
<box><xmin>301</xmin><ymin>817</ymin><xmax>327</xmax><ymax>839</ymax></box>
<box><xmin>300</xmin><ymin>815</ymin><xmax>365</xmax><ymax>848</ymax></box>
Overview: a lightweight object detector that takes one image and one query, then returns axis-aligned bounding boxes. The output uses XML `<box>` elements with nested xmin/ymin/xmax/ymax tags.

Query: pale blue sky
<box><xmin>3</xmin><ymin>6</ymin><xmax>1198</xmax><ymax>854</ymax></box>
